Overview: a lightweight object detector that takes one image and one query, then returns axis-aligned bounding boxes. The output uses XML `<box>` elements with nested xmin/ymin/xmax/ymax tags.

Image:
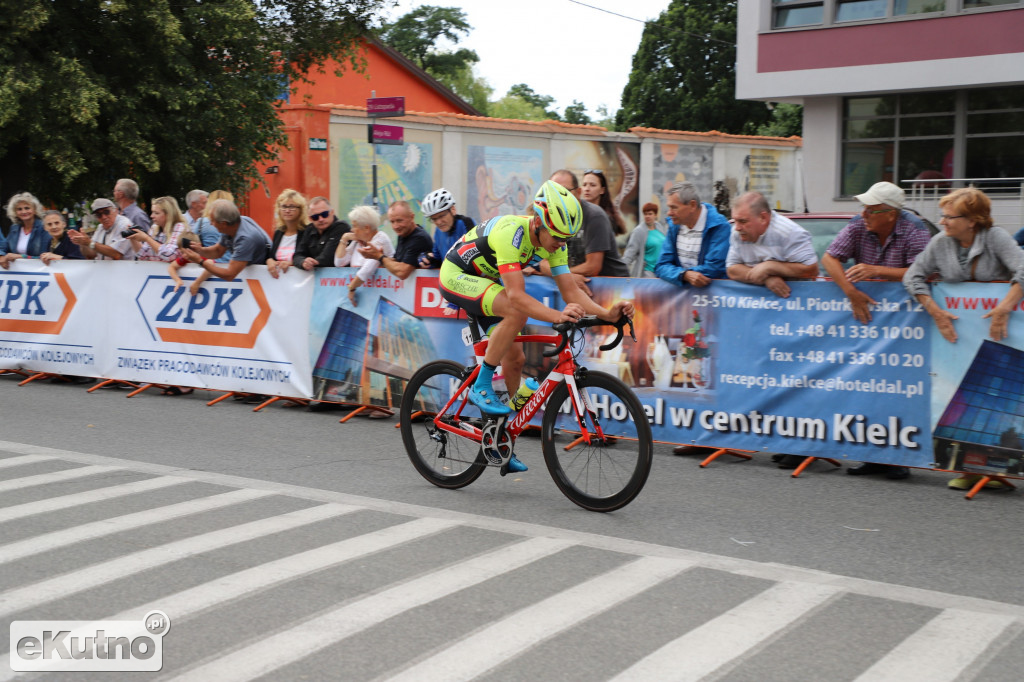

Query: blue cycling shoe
<box><xmin>507</xmin><ymin>455</ymin><xmax>528</xmax><ymax>472</ymax></box>
<box><xmin>469</xmin><ymin>386</ymin><xmax>511</xmax><ymax>415</ymax></box>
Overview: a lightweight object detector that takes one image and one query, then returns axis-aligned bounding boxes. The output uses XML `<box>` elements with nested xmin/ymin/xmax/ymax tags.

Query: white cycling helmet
<box><xmin>422</xmin><ymin>188</ymin><xmax>455</xmax><ymax>216</ymax></box>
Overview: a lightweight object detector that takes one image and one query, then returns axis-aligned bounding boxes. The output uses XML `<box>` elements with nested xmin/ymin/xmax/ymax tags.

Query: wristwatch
<box><xmin>89</xmin><ymin>240</ymin><xmax>96</xmax><ymax>250</ymax></box>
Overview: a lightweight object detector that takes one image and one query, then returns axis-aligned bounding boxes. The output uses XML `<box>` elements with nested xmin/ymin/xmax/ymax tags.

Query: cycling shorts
<box><xmin>438</xmin><ymin>260</ymin><xmax>504</xmax><ymax>333</ymax></box>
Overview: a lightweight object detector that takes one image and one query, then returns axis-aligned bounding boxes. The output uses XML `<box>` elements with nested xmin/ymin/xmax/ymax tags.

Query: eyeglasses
<box><xmin>584</xmin><ymin>169</ymin><xmax>604</xmax><ymax>176</ymax></box>
<box><xmin>309</xmin><ymin>210</ymin><xmax>331</xmax><ymax>221</ymax></box>
<box><xmin>93</xmin><ymin>208</ymin><xmax>112</xmax><ymax>216</ymax></box>
<box><xmin>939</xmin><ymin>214</ymin><xmax>964</xmax><ymax>221</ymax></box>
<box><xmin>280</xmin><ymin>204</ymin><xmax>300</xmax><ymax>211</ymax></box>
<box><xmin>862</xmin><ymin>207</ymin><xmax>896</xmax><ymax>215</ymax></box>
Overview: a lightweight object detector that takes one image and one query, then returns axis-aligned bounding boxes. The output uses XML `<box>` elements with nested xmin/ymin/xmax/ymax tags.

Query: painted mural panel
<box><xmin>720</xmin><ymin>146</ymin><xmax>798</xmax><ymax>211</ymax></box>
<box><xmin>465</xmin><ymin>145</ymin><xmax>544</xmax><ymax>223</ymax></box>
<box><xmin>648</xmin><ymin>143</ymin><xmax>714</xmax><ymax>215</ymax></box>
<box><xmin>562</xmin><ymin>140</ymin><xmax>641</xmax><ymax>230</ymax></box>
<box><xmin>336</xmin><ymin>137</ymin><xmax>434</xmax><ymax>223</ymax></box>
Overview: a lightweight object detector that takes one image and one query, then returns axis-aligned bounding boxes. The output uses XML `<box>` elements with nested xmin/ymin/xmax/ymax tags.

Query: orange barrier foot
<box><xmin>965</xmin><ymin>475</ymin><xmax>1017</xmax><ymax>500</ymax></box>
<box><xmin>790</xmin><ymin>457</ymin><xmax>843</xmax><ymax>478</ymax></box>
<box><xmin>207</xmin><ymin>391</ymin><xmax>239</xmax><ymax>406</ymax></box>
<box><xmin>339</xmin><ymin>405</ymin><xmax>393</xmax><ymax>423</ymax></box>
<box><xmin>252</xmin><ymin>396</ymin><xmax>308</xmax><ymax>412</ymax></box>
<box><xmin>87</xmin><ymin>379</ymin><xmax>140</xmax><ymax>393</ymax></box>
<box><xmin>699</xmin><ymin>449</ymin><xmax>754</xmax><ymax>468</ymax></box>
<box><xmin>126</xmin><ymin>383</ymin><xmax>168</xmax><ymax>398</ymax></box>
<box><xmin>18</xmin><ymin>372</ymin><xmax>57</xmax><ymax>386</ymax></box>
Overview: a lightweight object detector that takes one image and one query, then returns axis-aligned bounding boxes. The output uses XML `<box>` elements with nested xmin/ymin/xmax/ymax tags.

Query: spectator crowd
<box><xmin>3</xmin><ymin>175</ymin><xmax>1021</xmax><ymax>491</ymax></box>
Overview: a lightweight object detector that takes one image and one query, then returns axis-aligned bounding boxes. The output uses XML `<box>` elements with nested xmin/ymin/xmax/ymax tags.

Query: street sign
<box><xmin>308</xmin><ymin>138</ymin><xmax>327</xmax><ymax>150</ymax></box>
<box><xmin>366</xmin><ymin>96</ymin><xmax>405</xmax><ymax>118</ymax></box>
<box><xmin>371</xmin><ymin>124</ymin><xmax>404</xmax><ymax>146</ymax></box>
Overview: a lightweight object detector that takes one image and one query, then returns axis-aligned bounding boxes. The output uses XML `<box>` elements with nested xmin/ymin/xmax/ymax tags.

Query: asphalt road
<box><xmin>2</xmin><ymin>377</ymin><xmax>1023</xmax><ymax>680</ymax></box>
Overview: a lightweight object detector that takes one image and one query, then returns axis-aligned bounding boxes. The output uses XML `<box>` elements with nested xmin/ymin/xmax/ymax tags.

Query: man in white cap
<box><xmin>822</xmin><ymin>181</ymin><xmax>931</xmax><ymax>481</ymax></box>
<box><xmin>67</xmin><ymin>198</ymin><xmax>137</xmax><ymax>260</ymax></box>
<box><xmin>821</xmin><ymin>181</ymin><xmax>931</xmax><ymax>324</ymax></box>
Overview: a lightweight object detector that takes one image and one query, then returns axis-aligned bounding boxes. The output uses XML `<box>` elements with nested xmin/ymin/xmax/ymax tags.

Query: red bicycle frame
<box><xmin>429</xmin><ymin>333</ymin><xmax>604</xmax><ymax>447</ymax></box>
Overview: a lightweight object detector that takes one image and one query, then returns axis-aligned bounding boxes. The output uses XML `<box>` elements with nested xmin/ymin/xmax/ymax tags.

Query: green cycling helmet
<box><xmin>533</xmin><ymin>180</ymin><xmax>583</xmax><ymax>239</ymax></box>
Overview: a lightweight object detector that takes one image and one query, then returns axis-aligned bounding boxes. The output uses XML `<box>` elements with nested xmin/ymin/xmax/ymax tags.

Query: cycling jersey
<box><xmin>443</xmin><ymin>215</ymin><xmax>570</xmax><ymax>279</ymax></box>
<box><xmin>439</xmin><ymin>215</ymin><xmax>570</xmax><ymax>326</ymax></box>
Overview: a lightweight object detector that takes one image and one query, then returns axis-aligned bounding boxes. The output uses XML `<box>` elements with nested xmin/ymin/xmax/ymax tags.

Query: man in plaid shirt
<box><xmin>822</xmin><ymin>181</ymin><xmax>931</xmax><ymax>480</ymax></box>
<box><xmin>821</xmin><ymin>182</ymin><xmax>931</xmax><ymax>325</ymax></box>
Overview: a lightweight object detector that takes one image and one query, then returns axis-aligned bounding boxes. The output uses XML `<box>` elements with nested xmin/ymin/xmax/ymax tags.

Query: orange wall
<box><xmin>244</xmin><ymin>106</ymin><xmax>332</xmax><ymax>231</ymax></box>
<box><xmin>289</xmin><ymin>42</ymin><xmax>467</xmax><ymax>114</ymax></box>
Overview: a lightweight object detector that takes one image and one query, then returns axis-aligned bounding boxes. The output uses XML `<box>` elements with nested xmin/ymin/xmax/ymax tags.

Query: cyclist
<box><xmin>418</xmin><ymin>187</ymin><xmax>475</xmax><ymax>268</ymax></box>
<box><xmin>439</xmin><ymin>180</ymin><xmax>635</xmax><ymax>471</ymax></box>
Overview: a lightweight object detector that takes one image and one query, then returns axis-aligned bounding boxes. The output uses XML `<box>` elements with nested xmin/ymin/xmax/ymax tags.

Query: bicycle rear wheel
<box><xmin>541</xmin><ymin>371</ymin><xmax>653</xmax><ymax>512</ymax></box>
<box><xmin>400</xmin><ymin>360</ymin><xmax>487</xmax><ymax>489</ymax></box>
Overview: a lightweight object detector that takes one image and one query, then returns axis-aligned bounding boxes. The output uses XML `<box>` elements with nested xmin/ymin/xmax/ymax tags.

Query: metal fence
<box><xmin>901</xmin><ymin>177</ymin><xmax>1024</xmax><ymax>231</ymax></box>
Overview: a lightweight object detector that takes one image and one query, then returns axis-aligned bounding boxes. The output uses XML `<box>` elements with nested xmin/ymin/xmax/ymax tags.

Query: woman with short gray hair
<box><xmin>335</xmin><ymin>206</ymin><xmax>394</xmax><ymax>305</ymax></box>
<box><xmin>1</xmin><ymin>192</ymin><xmax>48</xmax><ymax>267</ymax></box>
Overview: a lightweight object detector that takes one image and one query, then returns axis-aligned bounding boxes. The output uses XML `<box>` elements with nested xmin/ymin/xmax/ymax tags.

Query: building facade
<box><xmin>736</xmin><ymin>0</ymin><xmax>1024</xmax><ymax>221</ymax></box>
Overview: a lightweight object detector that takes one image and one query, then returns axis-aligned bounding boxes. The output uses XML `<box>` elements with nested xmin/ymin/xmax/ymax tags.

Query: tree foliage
<box><xmin>0</xmin><ymin>0</ymin><xmax>387</xmax><ymax>205</ymax></box>
<box><xmin>617</xmin><ymin>0</ymin><xmax>774</xmax><ymax>135</ymax></box>
<box><xmin>563</xmin><ymin>101</ymin><xmax>592</xmax><ymax>126</ymax></box>
<box><xmin>755</xmin><ymin>103</ymin><xmax>803</xmax><ymax>138</ymax></box>
<box><xmin>379</xmin><ymin>6</ymin><xmax>479</xmax><ymax>85</ymax></box>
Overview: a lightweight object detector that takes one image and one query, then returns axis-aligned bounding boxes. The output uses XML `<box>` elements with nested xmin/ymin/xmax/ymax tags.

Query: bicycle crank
<box><xmin>480</xmin><ymin>416</ymin><xmax>512</xmax><ymax>467</ymax></box>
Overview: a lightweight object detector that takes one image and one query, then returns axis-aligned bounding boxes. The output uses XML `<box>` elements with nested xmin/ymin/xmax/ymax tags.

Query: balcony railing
<box><xmin>901</xmin><ymin>177</ymin><xmax>1024</xmax><ymax>231</ymax></box>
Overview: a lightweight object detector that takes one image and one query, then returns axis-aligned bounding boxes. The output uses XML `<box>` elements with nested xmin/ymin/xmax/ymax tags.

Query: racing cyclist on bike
<box><xmin>439</xmin><ymin>180</ymin><xmax>635</xmax><ymax>471</ymax></box>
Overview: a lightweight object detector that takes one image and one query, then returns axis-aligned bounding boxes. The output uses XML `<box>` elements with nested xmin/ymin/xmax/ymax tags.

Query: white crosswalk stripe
<box><xmin>387</xmin><ymin>556</ymin><xmax>694</xmax><ymax>682</ymax></box>
<box><xmin>0</xmin><ymin>502</ymin><xmax>356</xmax><ymax>619</ymax></box>
<box><xmin>0</xmin><ymin>455</ymin><xmax>52</xmax><ymax>469</ymax></box>
<box><xmin>0</xmin><ymin>464</ymin><xmax>119</xmax><ymax>492</ymax></box>
<box><xmin>168</xmin><ymin>536</ymin><xmax>575</xmax><ymax>682</ymax></box>
<box><xmin>853</xmin><ymin>608</ymin><xmax>1019</xmax><ymax>682</ymax></box>
<box><xmin>609</xmin><ymin>581</ymin><xmax>842</xmax><ymax>682</ymax></box>
<box><xmin>0</xmin><ymin>488</ymin><xmax>273</xmax><ymax>564</ymax></box>
<box><xmin>0</xmin><ymin>475</ymin><xmax>186</xmax><ymax>524</ymax></box>
<box><xmin>1</xmin><ymin>449</ymin><xmax>1022</xmax><ymax>682</ymax></box>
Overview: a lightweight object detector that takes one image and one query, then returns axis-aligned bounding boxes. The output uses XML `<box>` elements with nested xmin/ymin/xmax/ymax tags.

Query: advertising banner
<box><xmin>0</xmin><ymin>260</ymin><xmax>313</xmax><ymax>397</ymax></box>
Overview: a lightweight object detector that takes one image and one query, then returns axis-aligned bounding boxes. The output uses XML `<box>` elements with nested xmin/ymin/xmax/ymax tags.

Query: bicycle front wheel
<box><xmin>541</xmin><ymin>371</ymin><xmax>653</xmax><ymax>512</ymax></box>
<box><xmin>400</xmin><ymin>360</ymin><xmax>487</xmax><ymax>489</ymax></box>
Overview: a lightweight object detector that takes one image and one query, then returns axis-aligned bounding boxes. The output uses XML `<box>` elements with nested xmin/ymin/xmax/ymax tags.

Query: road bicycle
<box><xmin>399</xmin><ymin>315</ymin><xmax>652</xmax><ymax>512</ymax></box>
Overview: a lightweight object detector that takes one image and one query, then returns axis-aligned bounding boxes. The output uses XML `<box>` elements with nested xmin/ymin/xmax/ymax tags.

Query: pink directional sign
<box><xmin>366</xmin><ymin>96</ymin><xmax>405</xmax><ymax>118</ymax></box>
<box><xmin>371</xmin><ymin>124</ymin><xmax>404</xmax><ymax>146</ymax></box>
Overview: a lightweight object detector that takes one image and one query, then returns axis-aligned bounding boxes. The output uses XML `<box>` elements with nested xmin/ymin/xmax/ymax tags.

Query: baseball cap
<box><xmin>91</xmin><ymin>198</ymin><xmax>117</xmax><ymax>213</ymax></box>
<box><xmin>854</xmin><ymin>182</ymin><xmax>905</xmax><ymax>209</ymax></box>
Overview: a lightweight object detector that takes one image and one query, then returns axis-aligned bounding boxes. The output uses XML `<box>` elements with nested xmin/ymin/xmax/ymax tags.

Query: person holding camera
<box><xmin>129</xmin><ymin>196</ymin><xmax>190</xmax><ymax>261</ymax></box>
<box><xmin>68</xmin><ymin>198</ymin><xmax>137</xmax><ymax>260</ymax></box>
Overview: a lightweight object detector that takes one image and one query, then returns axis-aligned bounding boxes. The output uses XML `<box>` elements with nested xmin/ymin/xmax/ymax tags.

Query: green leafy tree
<box><xmin>756</xmin><ymin>103</ymin><xmax>803</xmax><ymax>137</ymax></box>
<box><xmin>507</xmin><ymin>84</ymin><xmax>560</xmax><ymax>120</ymax></box>
<box><xmin>617</xmin><ymin>0</ymin><xmax>772</xmax><ymax>135</ymax></box>
<box><xmin>379</xmin><ymin>6</ymin><xmax>479</xmax><ymax>84</ymax></box>
<box><xmin>563</xmin><ymin>100</ymin><xmax>592</xmax><ymax>126</ymax></box>
<box><xmin>489</xmin><ymin>95</ymin><xmax>550</xmax><ymax>122</ymax></box>
<box><xmin>0</xmin><ymin>0</ymin><xmax>388</xmax><ymax>204</ymax></box>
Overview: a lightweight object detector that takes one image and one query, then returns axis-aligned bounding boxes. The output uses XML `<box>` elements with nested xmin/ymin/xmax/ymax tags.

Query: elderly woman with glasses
<box><xmin>267</xmin><ymin>189</ymin><xmax>309</xmax><ymax>278</ymax></box>
<box><xmin>335</xmin><ymin>205</ymin><xmax>394</xmax><ymax>306</ymax></box>
<box><xmin>0</xmin><ymin>192</ymin><xmax>49</xmax><ymax>268</ymax></box>
<box><xmin>903</xmin><ymin>187</ymin><xmax>1024</xmax><ymax>345</ymax></box>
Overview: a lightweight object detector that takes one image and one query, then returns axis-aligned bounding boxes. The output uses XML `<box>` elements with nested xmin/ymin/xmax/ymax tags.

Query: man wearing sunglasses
<box><xmin>295</xmin><ymin>197</ymin><xmax>350</xmax><ymax>271</ymax></box>
<box><xmin>821</xmin><ymin>181</ymin><xmax>931</xmax><ymax>326</ymax></box>
<box><xmin>68</xmin><ymin>198</ymin><xmax>137</xmax><ymax>260</ymax></box>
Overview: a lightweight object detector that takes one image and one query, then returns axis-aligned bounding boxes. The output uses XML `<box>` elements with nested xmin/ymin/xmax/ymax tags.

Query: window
<box><xmin>840</xmin><ymin>88</ymin><xmax>1024</xmax><ymax>195</ymax></box>
<box><xmin>772</xmin><ymin>0</ymin><xmax>824</xmax><ymax>28</ymax></box>
<box><xmin>836</xmin><ymin>0</ymin><xmax>886</xmax><ymax>22</ymax></box>
<box><xmin>966</xmin><ymin>87</ymin><xmax>1024</xmax><ymax>185</ymax></box>
<box><xmin>894</xmin><ymin>0</ymin><xmax>946</xmax><ymax>14</ymax></box>
<box><xmin>963</xmin><ymin>0</ymin><xmax>1021</xmax><ymax>8</ymax></box>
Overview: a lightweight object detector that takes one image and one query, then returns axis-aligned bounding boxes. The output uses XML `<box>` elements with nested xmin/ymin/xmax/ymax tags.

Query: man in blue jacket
<box><xmin>655</xmin><ymin>181</ymin><xmax>730</xmax><ymax>457</ymax></box>
<box><xmin>655</xmin><ymin>182</ymin><xmax>730</xmax><ymax>287</ymax></box>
